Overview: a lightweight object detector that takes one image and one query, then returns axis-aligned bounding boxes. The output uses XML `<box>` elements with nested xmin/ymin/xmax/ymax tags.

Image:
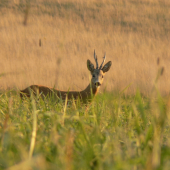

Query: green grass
<box><xmin>0</xmin><ymin>89</ymin><xmax>170</xmax><ymax>170</ymax></box>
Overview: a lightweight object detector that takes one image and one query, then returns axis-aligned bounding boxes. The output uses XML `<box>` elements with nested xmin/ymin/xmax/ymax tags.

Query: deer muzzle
<box><xmin>95</xmin><ymin>82</ymin><xmax>101</xmax><ymax>86</ymax></box>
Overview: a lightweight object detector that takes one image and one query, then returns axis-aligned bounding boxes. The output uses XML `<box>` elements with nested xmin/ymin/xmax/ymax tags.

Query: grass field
<box><xmin>1</xmin><ymin>78</ymin><xmax>170</xmax><ymax>170</ymax></box>
<box><xmin>0</xmin><ymin>0</ymin><xmax>170</xmax><ymax>95</ymax></box>
<box><xmin>1</xmin><ymin>0</ymin><xmax>170</xmax><ymax>169</ymax></box>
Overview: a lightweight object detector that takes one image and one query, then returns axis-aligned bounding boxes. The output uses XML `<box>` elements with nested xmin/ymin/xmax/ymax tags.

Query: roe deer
<box><xmin>20</xmin><ymin>50</ymin><xmax>112</xmax><ymax>102</ymax></box>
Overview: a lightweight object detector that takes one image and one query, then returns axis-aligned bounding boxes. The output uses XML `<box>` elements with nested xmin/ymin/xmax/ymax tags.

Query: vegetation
<box><xmin>0</xmin><ymin>83</ymin><xmax>170</xmax><ymax>170</ymax></box>
<box><xmin>1</xmin><ymin>0</ymin><xmax>170</xmax><ymax>94</ymax></box>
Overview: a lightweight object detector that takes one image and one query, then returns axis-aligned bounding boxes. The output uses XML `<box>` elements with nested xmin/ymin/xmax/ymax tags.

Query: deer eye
<box><xmin>93</xmin><ymin>74</ymin><xmax>95</xmax><ymax>78</ymax></box>
<box><xmin>102</xmin><ymin>75</ymin><xmax>104</xmax><ymax>78</ymax></box>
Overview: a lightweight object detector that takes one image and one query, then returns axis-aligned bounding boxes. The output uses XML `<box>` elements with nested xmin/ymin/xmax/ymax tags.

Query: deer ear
<box><xmin>87</xmin><ymin>60</ymin><xmax>94</xmax><ymax>72</ymax></box>
<box><xmin>102</xmin><ymin>61</ymin><xmax>112</xmax><ymax>73</ymax></box>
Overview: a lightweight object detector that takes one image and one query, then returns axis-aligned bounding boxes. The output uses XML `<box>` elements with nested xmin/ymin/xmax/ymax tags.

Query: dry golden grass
<box><xmin>0</xmin><ymin>0</ymin><xmax>170</xmax><ymax>95</ymax></box>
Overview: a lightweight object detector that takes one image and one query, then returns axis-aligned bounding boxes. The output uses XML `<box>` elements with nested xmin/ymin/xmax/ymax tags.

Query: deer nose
<box><xmin>95</xmin><ymin>82</ymin><xmax>101</xmax><ymax>86</ymax></box>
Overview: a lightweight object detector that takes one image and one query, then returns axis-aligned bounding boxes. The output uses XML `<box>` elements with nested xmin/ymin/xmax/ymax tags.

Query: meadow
<box><xmin>1</xmin><ymin>73</ymin><xmax>170</xmax><ymax>170</ymax></box>
<box><xmin>1</xmin><ymin>0</ymin><xmax>170</xmax><ymax>169</ymax></box>
<box><xmin>0</xmin><ymin>0</ymin><xmax>170</xmax><ymax>94</ymax></box>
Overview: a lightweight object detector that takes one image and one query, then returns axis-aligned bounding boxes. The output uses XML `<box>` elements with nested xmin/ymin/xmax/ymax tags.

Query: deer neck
<box><xmin>81</xmin><ymin>80</ymin><xmax>100</xmax><ymax>98</ymax></box>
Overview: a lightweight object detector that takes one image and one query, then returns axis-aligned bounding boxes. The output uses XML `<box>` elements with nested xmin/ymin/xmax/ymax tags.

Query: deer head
<box><xmin>87</xmin><ymin>50</ymin><xmax>112</xmax><ymax>88</ymax></box>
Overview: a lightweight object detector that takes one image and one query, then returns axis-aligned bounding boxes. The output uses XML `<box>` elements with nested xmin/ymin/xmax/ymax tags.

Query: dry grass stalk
<box><xmin>23</xmin><ymin>0</ymin><xmax>30</xmax><ymax>26</ymax></box>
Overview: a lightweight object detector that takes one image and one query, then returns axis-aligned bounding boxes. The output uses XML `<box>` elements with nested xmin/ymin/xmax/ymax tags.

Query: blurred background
<box><xmin>0</xmin><ymin>0</ymin><xmax>170</xmax><ymax>95</ymax></box>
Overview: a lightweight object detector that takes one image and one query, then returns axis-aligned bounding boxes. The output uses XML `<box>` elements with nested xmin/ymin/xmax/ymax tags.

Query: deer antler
<box><xmin>99</xmin><ymin>53</ymin><xmax>106</xmax><ymax>69</ymax></box>
<box><xmin>94</xmin><ymin>50</ymin><xmax>98</xmax><ymax>69</ymax></box>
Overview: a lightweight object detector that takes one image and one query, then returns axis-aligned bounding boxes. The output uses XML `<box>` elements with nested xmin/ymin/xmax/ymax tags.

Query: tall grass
<box><xmin>0</xmin><ymin>0</ymin><xmax>170</xmax><ymax>95</ymax></box>
<box><xmin>0</xmin><ymin>76</ymin><xmax>170</xmax><ymax>169</ymax></box>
